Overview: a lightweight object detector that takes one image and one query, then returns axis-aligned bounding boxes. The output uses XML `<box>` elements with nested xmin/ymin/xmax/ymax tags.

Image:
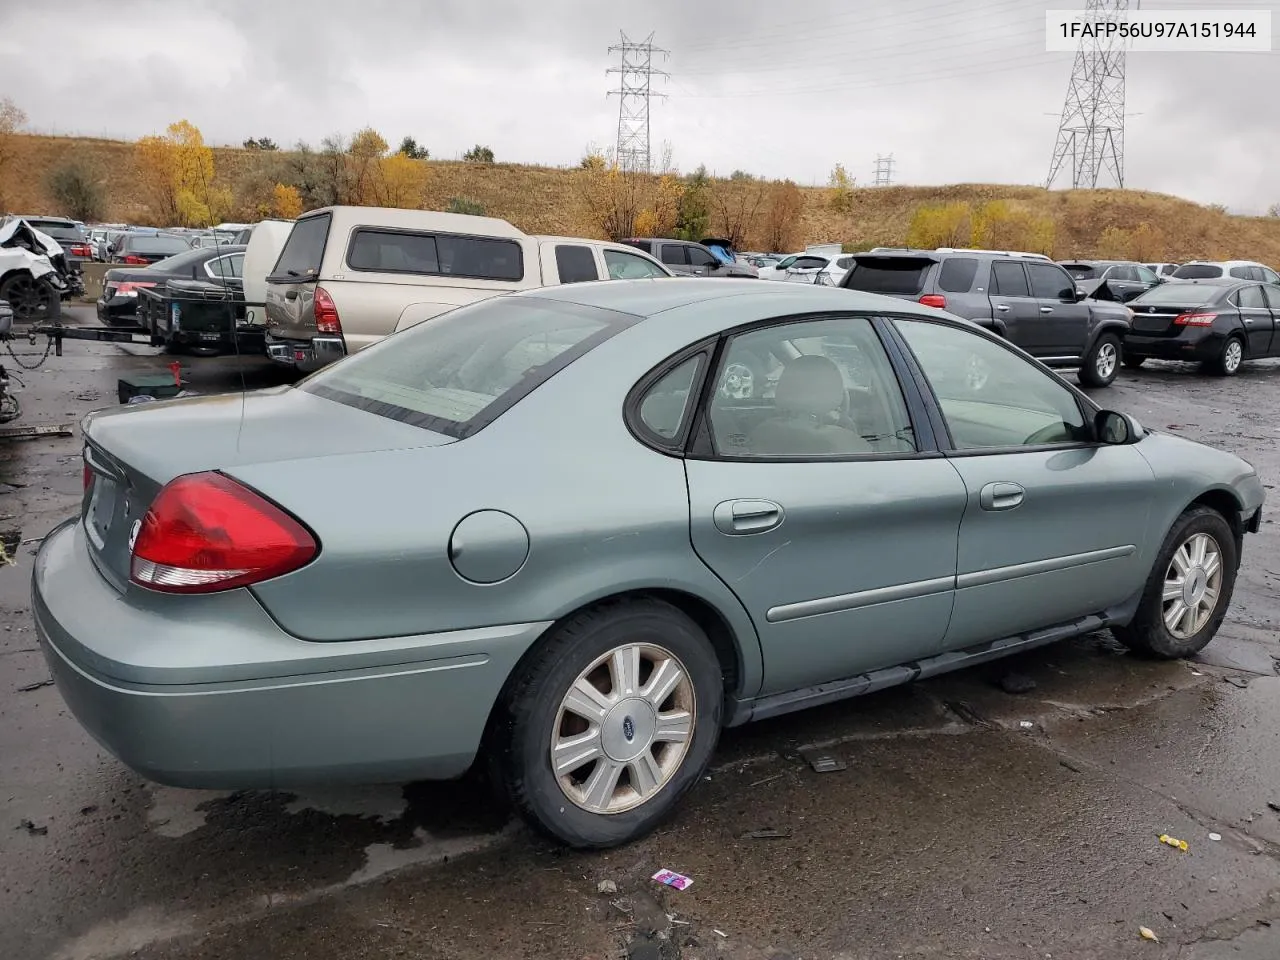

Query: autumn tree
<box><xmin>0</xmin><ymin>96</ymin><xmax>26</xmax><ymax>208</ymax></box>
<box><xmin>759</xmin><ymin>179</ymin><xmax>804</xmax><ymax>253</ymax></box>
<box><xmin>270</xmin><ymin>183</ymin><xmax>303</xmax><ymax>218</ymax></box>
<box><xmin>709</xmin><ymin>176</ymin><xmax>768</xmax><ymax>248</ymax></box>
<box><xmin>1126</xmin><ymin>222</ymin><xmax>1166</xmax><ymax>261</ymax></box>
<box><xmin>673</xmin><ymin>165</ymin><xmax>710</xmax><ymax>241</ymax></box>
<box><xmin>576</xmin><ymin>150</ymin><xmax>650</xmax><ymax>240</ymax></box>
<box><xmin>828</xmin><ymin>163</ymin><xmax>855</xmax><ymax>214</ymax></box>
<box><xmin>376</xmin><ymin>152</ymin><xmax>428</xmax><ymax>208</ymax></box>
<box><xmin>1095</xmin><ymin>225</ymin><xmax>1131</xmax><ymax>260</ymax></box>
<box><xmin>135</xmin><ymin>120</ymin><xmax>228</xmax><ymax>226</ymax></box>
<box><xmin>347</xmin><ymin>128</ymin><xmax>389</xmax><ymax>205</ymax></box>
<box><xmin>905</xmin><ymin>202</ymin><xmax>972</xmax><ymax>249</ymax></box>
<box><xmin>633</xmin><ymin>174</ymin><xmax>683</xmax><ymax>238</ymax></box>
<box><xmin>972</xmin><ymin>200</ymin><xmax>1055</xmax><ymax>255</ymax></box>
<box><xmin>46</xmin><ymin>161</ymin><xmax>105</xmax><ymax>221</ymax></box>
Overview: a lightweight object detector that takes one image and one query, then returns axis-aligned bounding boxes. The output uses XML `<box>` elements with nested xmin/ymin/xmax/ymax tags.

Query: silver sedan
<box><xmin>32</xmin><ymin>279</ymin><xmax>1264</xmax><ymax>848</ymax></box>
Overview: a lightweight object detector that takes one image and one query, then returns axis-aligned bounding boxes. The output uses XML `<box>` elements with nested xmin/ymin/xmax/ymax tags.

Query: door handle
<box><xmin>995</xmin><ymin>303</ymin><xmax>1010</xmax><ymax>312</ymax></box>
<box><xmin>713</xmin><ymin>499</ymin><xmax>784</xmax><ymax>535</ymax></box>
<box><xmin>979</xmin><ymin>482</ymin><xmax>1024</xmax><ymax>511</ymax></box>
<box><xmin>1039</xmin><ymin>306</ymin><xmax>1054</xmax><ymax>314</ymax></box>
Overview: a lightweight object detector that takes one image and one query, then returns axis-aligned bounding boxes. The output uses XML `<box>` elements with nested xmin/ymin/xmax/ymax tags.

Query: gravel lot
<box><xmin>3</xmin><ymin>304</ymin><xmax>1279</xmax><ymax>960</ymax></box>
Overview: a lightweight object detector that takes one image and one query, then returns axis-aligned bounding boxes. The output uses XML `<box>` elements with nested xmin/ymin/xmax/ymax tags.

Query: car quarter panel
<box><xmin>1131</xmin><ymin>430</ymin><xmax>1265</xmax><ymax>540</ymax></box>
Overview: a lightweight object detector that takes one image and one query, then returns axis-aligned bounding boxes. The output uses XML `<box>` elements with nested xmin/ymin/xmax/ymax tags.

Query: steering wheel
<box><xmin>718</xmin><ymin>355</ymin><xmax>765</xmax><ymax>400</ymax></box>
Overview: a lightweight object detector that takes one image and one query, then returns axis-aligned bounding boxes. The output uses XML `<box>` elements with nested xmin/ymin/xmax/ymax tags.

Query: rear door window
<box><xmin>1236</xmin><ymin>285</ymin><xmax>1267</xmax><ymax>309</ymax></box>
<box><xmin>604</xmin><ymin>248</ymin><xmax>667</xmax><ymax>279</ymax></box>
<box><xmin>842</xmin><ymin>257</ymin><xmax>931</xmax><ymax>294</ymax></box>
<box><xmin>990</xmin><ymin>261</ymin><xmax>1031</xmax><ymax>297</ymax></box>
<box><xmin>272</xmin><ymin>214</ymin><xmax>330</xmax><ymax>279</ymax></box>
<box><xmin>937</xmin><ymin>257</ymin><xmax>978</xmax><ymax>292</ymax></box>
<box><xmin>660</xmin><ymin>245</ymin><xmax>687</xmax><ymax>266</ymax></box>
<box><xmin>1262</xmin><ymin>285</ymin><xmax>1280</xmax><ymax>309</ymax></box>
<box><xmin>554</xmin><ymin>244</ymin><xmax>600</xmax><ymax>283</ymax></box>
<box><xmin>347</xmin><ymin>230</ymin><xmax>524</xmax><ymax>281</ymax></box>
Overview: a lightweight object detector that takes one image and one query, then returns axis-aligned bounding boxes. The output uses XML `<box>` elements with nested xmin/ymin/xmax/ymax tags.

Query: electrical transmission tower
<box><xmin>1046</xmin><ymin>0</ymin><xmax>1129</xmax><ymax>189</ymax></box>
<box><xmin>873</xmin><ymin>154</ymin><xmax>895</xmax><ymax>187</ymax></box>
<box><xmin>607</xmin><ymin>32</ymin><xmax>669</xmax><ymax>173</ymax></box>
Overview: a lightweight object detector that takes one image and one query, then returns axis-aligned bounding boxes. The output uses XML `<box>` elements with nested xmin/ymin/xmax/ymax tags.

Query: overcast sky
<box><xmin>2</xmin><ymin>0</ymin><xmax>1276</xmax><ymax>212</ymax></box>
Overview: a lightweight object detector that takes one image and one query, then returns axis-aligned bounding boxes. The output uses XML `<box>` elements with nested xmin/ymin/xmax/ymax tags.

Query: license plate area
<box><xmin>85</xmin><ymin>474</ymin><xmax>119</xmax><ymax>550</ymax></box>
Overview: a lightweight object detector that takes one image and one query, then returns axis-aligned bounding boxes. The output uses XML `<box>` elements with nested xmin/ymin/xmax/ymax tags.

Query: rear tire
<box><xmin>1112</xmin><ymin>506</ymin><xmax>1237</xmax><ymax>659</ymax></box>
<box><xmin>1206</xmin><ymin>335</ymin><xmax>1244</xmax><ymax>376</ymax></box>
<box><xmin>1078</xmin><ymin>332</ymin><xmax>1121</xmax><ymax>387</ymax></box>
<box><xmin>1122</xmin><ymin>355</ymin><xmax>1146</xmax><ymax>370</ymax></box>
<box><xmin>490</xmin><ymin>598</ymin><xmax>723</xmax><ymax>849</ymax></box>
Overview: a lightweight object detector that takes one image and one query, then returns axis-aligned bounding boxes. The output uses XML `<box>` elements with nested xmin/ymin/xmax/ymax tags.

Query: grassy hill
<box><xmin>4</xmin><ymin>134</ymin><xmax>1279</xmax><ymax>265</ymax></box>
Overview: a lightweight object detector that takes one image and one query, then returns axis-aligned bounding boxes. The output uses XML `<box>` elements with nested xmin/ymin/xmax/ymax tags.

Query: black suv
<box><xmin>622</xmin><ymin>238</ymin><xmax>758</xmax><ymax>278</ymax></box>
<box><xmin>839</xmin><ymin>248</ymin><xmax>1131</xmax><ymax>387</ymax></box>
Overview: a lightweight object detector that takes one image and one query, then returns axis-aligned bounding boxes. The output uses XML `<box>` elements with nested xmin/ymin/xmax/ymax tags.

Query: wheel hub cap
<box><xmin>602</xmin><ymin>699</ymin><xmax>656</xmax><ymax>762</ymax></box>
<box><xmin>1182</xmin><ymin>568</ymin><xmax>1207</xmax><ymax>606</ymax></box>
<box><xmin>1162</xmin><ymin>532</ymin><xmax>1223</xmax><ymax>640</ymax></box>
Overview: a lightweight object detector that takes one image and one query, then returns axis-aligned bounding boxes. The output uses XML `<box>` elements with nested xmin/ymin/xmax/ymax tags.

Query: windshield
<box><xmin>1172</xmin><ymin>263</ymin><xmax>1223</xmax><ymax>279</ymax></box>
<box><xmin>299</xmin><ymin>296</ymin><xmax>640</xmax><ymax>437</ymax></box>
<box><xmin>28</xmin><ymin>221</ymin><xmax>84</xmax><ymax>241</ymax></box>
<box><xmin>1061</xmin><ymin>263</ymin><xmax>1098</xmax><ymax>279</ymax></box>
<box><xmin>843</xmin><ymin>257</ymin><xmax>931</xmax><ymax>294</ymax></box>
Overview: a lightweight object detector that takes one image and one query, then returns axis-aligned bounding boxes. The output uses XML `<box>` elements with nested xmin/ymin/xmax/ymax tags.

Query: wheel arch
<box><xmin>1084</xmin><ymin>319</ymin><xmax>1127</xmax><ymax>353</ymax></box>
<box><xmin>1186</xmin><ymin>487</ymin><xmax>1245</xmax><ymax>544</ymax></box>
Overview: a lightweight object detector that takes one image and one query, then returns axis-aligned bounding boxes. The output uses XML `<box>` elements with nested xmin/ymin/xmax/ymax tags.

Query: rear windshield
<box><xmin>1131</xmin><ymin>283</ymin><xmax>1222</xmax><ymax>306</ymax></box>
<box><xmin>1061</xmin><ymin>263</ymin><xmax>1098</xmax><ymax>279</ymax></box>
<box><xmin>29</xmin><ymin>221</ymin><xmax>83</xmax><ymax>241</ymax></box>
<box><xmin>271</xmin><ymin>214</ymin><xmax>330</xmax><ymax>279</ymax></box>
<box><xmin>128</xmin><ymin>235</ymin><xmax>191</xmax><ymax>256</ymax></box>
<box><xmin>347</xmin><ymin>228</ymin><xmax>524</xmax><ymax>281</ymax></box>
<box><xmin>1172</xmin><ymin>264</ymin><xmax>1223</xmax><ymax>279</ymax></box>
<box><xmin>842</xmin><ymin>257</ymin><xmax>931</xmax><ymax>295</ymax></box>
<box><xmin>299</xmin><ymin>296</ymin><xmax>639</xmax><ymax>438</ymax></box>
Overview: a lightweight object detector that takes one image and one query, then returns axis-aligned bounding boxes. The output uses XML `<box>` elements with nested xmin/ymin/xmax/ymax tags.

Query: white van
<box><xmin>263</xmin><ymin>207</ymin><xmax>673</xmax><ymax>371</ymax></box>
<box><xmin>239</xmin><ymin>219</ymin><xmax>294</xmax><ymax>328</ymax></box>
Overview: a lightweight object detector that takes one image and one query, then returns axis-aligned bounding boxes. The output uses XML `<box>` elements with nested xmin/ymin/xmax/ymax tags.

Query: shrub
<box><xmin>446</xmin><ymin>197</ymin><xmax>486</xmax><ymax>216</ymax></box>
<box><xmin>46</xmin><ymin>161</ymin><xmax>105</xmax><ymax>221</ymax></box>
<box><xmin>463</xmin><ymin>145</ymin><xmax>495</xmax><ymax>163</ymax></box>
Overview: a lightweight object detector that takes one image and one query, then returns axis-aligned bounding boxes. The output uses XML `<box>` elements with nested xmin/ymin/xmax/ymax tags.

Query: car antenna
<box><xmin>196</xmin><ymin>163</ymin><xmax>248</xmax><ymax>450</ymax></box>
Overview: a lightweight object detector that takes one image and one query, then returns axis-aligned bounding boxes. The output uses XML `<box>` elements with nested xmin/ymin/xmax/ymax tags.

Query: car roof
<box><xmin>303</xmin><ymin>205</ymin><xmax>525</xmax><ymax>238</ymax></box>
<box><xmin>511</xmin><ymin>276</ymin><xmax>944</xmax><ymax>319</ymax></box>
<box><xmin>1182</xmin><ymin>260</ymin><xmax>1264</xmax><ymax>268</ymax></box>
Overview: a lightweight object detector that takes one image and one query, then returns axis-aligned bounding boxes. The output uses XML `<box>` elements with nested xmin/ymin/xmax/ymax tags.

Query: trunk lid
<box><xmin>80</xmin><ymin>386</ymin><xmax>451</xmax><ymax>590</ymax></box>
<box><xmin>265</xmin><ymin>213</ymin><xmax>331</xmax><ymax>341</ymax></box>
<box><xmin>1129</xmin><ymin>287</ymin><xmax>1217</xmax><ymax>334</ymax></box>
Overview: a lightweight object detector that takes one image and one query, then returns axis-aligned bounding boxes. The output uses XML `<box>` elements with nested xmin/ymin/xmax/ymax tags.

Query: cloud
<box><xmin>0</xmin><ymin>0</ymin><xmax>1275</xmax><ymax>211</ymax></box>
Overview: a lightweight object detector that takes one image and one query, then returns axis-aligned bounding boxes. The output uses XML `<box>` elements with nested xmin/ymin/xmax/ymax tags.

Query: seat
<box><xmin>746</xmin><ymin>355</ymin><xmax>869</xmax><ymax>456</ymax></box>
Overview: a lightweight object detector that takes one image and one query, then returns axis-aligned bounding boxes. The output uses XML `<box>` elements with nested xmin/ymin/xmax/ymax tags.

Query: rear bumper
<box><xmin>31</xmin><ymin>518</ymin><xmax>550</xmax><ymax>788</ymax></box>
<box><xmin>265</xmin><ymin>335</ymin><xmax>346</xmax><ymax>372</ymax></box>
<box><xmin>1124</xmin><ymin>329</ymin><xmax>1221</xmax><ymax>361</ymax></box>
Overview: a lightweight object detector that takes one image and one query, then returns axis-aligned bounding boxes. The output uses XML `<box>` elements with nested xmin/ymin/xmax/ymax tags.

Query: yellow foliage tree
<box><xmin>271</xmin><ymin>183</ymin><xmax>304</xmax><ymax>219</ymax></box>
<box><xmin>759</xmin><ymin>180</ymin><xmax>804</xmax><ymax>253</ymax></box>
<box><xmin>134</xmin><ymin>120</ymin><xmax>222</xmax><ymax>226</ymax></box>
<box><xmin>905</xmin><ymin>202</ymin><xmax>973</xmax><ymax>249</ymax></box>
<box><xmin>828</xmin><ymin>163</ymin><xmax>855</xmax><ymax>214</ymax></box>
<box><xmin>1127</xmin><ymin>222</ymin><xmax>1166</xmax><ymax>262</ymax></box>
<box><xmin>377</xmin><ymin>153</ymin><xmax>428</xmax><ymax>208</ymax></box>
<box><xmin>710</xmin><ymin>176</ymin><xmax>767</xmax><ymax>248</ymax></box>
<box><xmin>972</xmin><ymin>200</ymin><xmax>1055</xmax><ymax>255</ymax></box>
<box><xmin>575</xmin><ymin>152</ymin><xmax>665</xmax><ymax>240</ymax></box>
<box><xmin>348</xmin><ymin>127</ymin><xmax>389</xmax><ymax>205</ymax></box>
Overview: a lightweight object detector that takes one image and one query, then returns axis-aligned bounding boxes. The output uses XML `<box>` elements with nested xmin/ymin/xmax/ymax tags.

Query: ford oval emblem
<box><xmin>622</xmin><ymin>716</ymin><xmax>635</xmax><ymax>742</ymax></box>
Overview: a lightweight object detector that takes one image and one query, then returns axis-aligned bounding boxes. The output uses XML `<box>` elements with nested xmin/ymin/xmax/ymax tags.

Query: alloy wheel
<box><xmin>1162</xmin><ymin>532</ymin><xmax>1223</xmax><ymax>640</ymax></box>
<box><xmin>550</xmin><ymin>643</ymin><xmax>696</xmax><ymax>815</ymax></box>
<box><xmin>4</xmin><ymin>276</ymin><xmax>51</xmax><ymax>320</ymax></box>
<box><xmin>1095</xmin><ymin>341</ymin><xmax>1118</xmax><ymax>380</ymax></box>
<box><xmin>1224</xmin><ymin>340</ymin><xmax>1243</xmax><ymax>374</ymax></box>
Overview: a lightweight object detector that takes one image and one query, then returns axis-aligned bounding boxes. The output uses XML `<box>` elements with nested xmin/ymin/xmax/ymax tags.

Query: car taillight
<box><xmin>123</xmin><ymin>255</ymin><xmax>148</xmax><ymax>265</ymax></box>
<box><xmin>918</xmin><ymin>294</ymin><xmax>947</xmax><ymax>309</ymax></box>
<box><xmin>70</xmin><ymin>244</ymin><xmax>92</xmax><ymax>257</ymax></box>
<box><xmin>1174</xmin><ymin>312</ymin><xmax>1217</xmax><ymax>326</ymax></box>
<box><xmin>130</xmin><ymin>472</ymin><xmax>317</xmax><ymax>594</ymax></box>
<box><xmin>314</xmin><ymin>286</ymin><xmax>341</xmax><ymax>334</ymax></box>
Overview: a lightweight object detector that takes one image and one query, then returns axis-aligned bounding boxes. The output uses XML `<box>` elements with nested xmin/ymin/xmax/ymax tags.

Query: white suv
<box><xmin>1171</xmin><ymin>260</ymin><xmax>1280</xmax><ymax>285</ymax></box>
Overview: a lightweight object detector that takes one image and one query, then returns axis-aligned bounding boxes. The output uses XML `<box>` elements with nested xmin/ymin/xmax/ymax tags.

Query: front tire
<box><xmin>1206</xmin><ymin>335</ymin><xmax>1244</xmax><ymax>377</ymax></box>
<box><xmin>1112</xmin><ymin>506</ymin><xmax>1237</xmax><ymax>659</ymax></box>
<box><xmin>1078</xmin><ymin>332</ymin><xmax>1121</xmax><ymax>387</ymax></box>
<box><xmin>492</xmin><ymin>598</ymin><xmax>723</xmax><ymax>849</ymax></box>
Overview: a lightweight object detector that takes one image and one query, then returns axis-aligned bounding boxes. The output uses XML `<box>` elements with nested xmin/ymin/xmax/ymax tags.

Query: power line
<box><xmin>1047</xmin><ymin>0</ymin><xmax>1129</xmax><ymax>189</ymax></box>
<box><xmin>607</xmin><ymin>32</ymin><xmax>668</xmax><ymax>174</ymax></box>
<box><xmin>873</xmin><ymin>154</ymin><xmax>895</xmax><ymax>187</ymax></box>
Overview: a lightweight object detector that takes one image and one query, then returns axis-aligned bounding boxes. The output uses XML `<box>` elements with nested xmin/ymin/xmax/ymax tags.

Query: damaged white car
<box><xmin>0</xmin><ymin>218</ymin><xmax>68</xmax><ymax>320</ymax></box>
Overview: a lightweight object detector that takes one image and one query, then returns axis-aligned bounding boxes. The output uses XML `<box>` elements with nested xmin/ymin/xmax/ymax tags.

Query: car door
<box><xmin>1262</xmin><ymin>285</ymin><xmax>1280</xmax><ymax>355</ymax></box>
<box><xmin>893</xmin><ymin>318</ymin><xmax>1157</xmax><ymax>649</ymax></box>
<box><xmin>1234</xmin><ymin>284</ymin><xmax>1274</xmax><ymax>355</ymax></box>
<box><xmin>988</xmin><ymin>261</ymin><xmax>1042</xmax><ymax>352</ymax></box>
<box><xmin>684</xmin><ymin>314</ymin><xmax>967</xmax><ymax>695</ymax></box>
<box><xmin>686</xmin><ymin>245</ymin><xmax>721</xmax><ymax>277</ymax></box>
<box><xmin>1102</xmin><ymin>264</ymin><xmax>1144</xmax><ymax>302</ymax></box>
<box><xmin>1027</xmin><ymin>261</ymin><xmax>1090</xmax><ymax>358</ymax></box>
<box><xmin>658</xmin><ymin>243</ymin><xmax>694</xmax><ymax>277</ymax></box>
<box><xmin>1132</xmin><ymin>264</ymin><xmax>1161</xmax><ymax>298</ymax></box>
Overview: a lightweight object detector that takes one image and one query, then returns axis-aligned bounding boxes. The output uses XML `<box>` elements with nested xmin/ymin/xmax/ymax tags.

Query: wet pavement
<box><xmin>2</xmin><ymin>306</ymin><xmax>1279</xmax><ymax>960</ymax></box>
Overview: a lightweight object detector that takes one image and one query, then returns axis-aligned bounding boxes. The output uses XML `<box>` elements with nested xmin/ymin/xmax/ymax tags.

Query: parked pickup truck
<box><xmin>263</xmin><ymin>207</ymin><xmax>675</xmax><ymax>372</ymax></box>
<box><xmin>839</xmin><ymin>248</ymin><xmax>1132</xmax><ymax>387</ymax></box>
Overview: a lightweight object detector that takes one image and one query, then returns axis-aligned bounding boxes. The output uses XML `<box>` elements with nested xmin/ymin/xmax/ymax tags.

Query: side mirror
<box><xmin>1074</xmin><ymin>287</ymin><xmax>1089</xmax><ymax>301</ymax></box>
<box><xmin>1095</xmin><ymin>409</ymin><xmax>1144</xmax><ymax>445</ymax></box>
